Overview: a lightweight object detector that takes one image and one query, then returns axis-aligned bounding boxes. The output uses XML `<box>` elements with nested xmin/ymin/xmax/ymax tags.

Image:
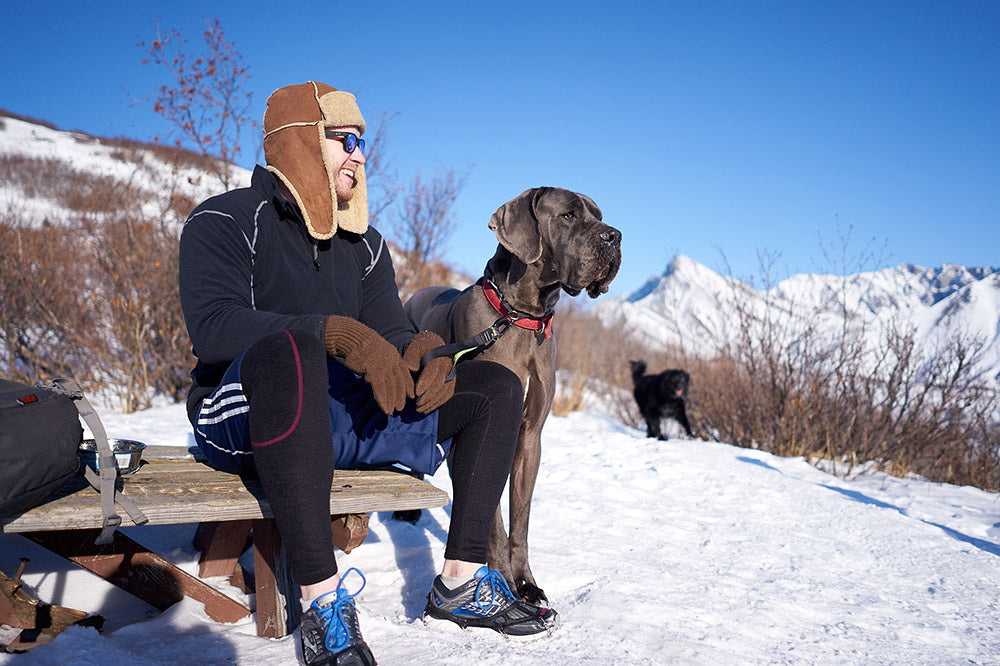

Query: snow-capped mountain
<box><xmin>596</xmin><ymin>254</ymin><xmax>1000</xmax><ymax>385</ymax></box>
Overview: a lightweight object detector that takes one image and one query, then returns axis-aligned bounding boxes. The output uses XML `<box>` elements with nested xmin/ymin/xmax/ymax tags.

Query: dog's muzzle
<box><xmin>584</xmin><ymin>227</ymin><xmax>622</xmax><ymax>298</ymax></box>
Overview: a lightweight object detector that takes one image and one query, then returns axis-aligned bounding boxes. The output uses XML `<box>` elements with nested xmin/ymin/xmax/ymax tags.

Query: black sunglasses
<box><xmin>323</xmin><ymin>130</ymin><xmax>365</xmax><ymax>155</ymax></box>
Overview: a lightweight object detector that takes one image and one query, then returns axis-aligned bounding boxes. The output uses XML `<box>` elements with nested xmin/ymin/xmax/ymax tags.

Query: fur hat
<box><xmin>262</xmin><ymin>81</ymin><xmax>368</xmax><ymax>239</ymax></box>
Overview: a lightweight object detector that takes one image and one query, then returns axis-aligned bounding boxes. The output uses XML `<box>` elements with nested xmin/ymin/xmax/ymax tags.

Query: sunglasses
<box><xmin>323</xmin><ymin>130</ymin><xmax>365</xmax><ymax>155</ymax></box>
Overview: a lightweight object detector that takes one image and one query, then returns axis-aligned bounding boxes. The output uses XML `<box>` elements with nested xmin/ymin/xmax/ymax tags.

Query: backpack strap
<box><xmin>45</xmin><ymin>378</ymin><xmax>148</xmax><ymax>544</ymax></box>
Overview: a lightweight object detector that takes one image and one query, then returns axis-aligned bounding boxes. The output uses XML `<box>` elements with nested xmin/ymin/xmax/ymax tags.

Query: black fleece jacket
<box><xmin>179</xmin><ymin>166</ymin><xmax>417</xmax><ymax>423</ymax></box>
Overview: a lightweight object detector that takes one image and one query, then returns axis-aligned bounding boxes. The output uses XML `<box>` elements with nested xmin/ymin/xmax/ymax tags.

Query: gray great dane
<box><xmin>404</xmin><ymin>187</ymin><xmax>622</xmax><ymax>603</ymax></box>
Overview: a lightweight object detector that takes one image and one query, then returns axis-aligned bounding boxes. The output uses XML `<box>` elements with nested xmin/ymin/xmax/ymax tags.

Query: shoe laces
<box><xmin>473</xmin><ymin>568</ymin><xmax>516</xmax><ymax>612</ymax></box>
<box><xmin>312</xmin><ymin>568</ymin><xmax>366</xmax><ymax>652</ymax></box>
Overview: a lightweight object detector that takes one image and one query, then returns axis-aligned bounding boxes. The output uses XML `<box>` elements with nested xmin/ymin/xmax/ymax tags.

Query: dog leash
<box><xmin>419</xmin><ymin>278</ymin><xmax>554</xmax><ymax>380</ymax></box>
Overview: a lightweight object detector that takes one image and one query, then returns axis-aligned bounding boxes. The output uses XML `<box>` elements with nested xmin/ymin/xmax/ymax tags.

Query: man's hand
<box><xmin>324</xmin><ymin>316</ymin><xmax>414</xmax><ymax>414</ymax></box>
<box><xmin>404</xmin><ymin>331</ymin><xmax>456</xmax><ymax>414</ymax></box>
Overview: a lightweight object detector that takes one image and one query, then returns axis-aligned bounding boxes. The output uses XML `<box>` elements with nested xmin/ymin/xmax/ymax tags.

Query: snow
<box><xmin>3</xmin><ymin>403</ymin><xmax>999</xmax><ymax>665</ymax></box>
<box><xmin>2</xmin><ymin>112</ymin><xmax>999</xmax><ymax>665</ymax></box>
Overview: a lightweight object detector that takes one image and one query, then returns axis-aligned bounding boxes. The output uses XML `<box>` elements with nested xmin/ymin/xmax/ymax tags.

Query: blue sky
<box><xmin>2</xmin><ymin>1</ymin><xmax>998</xmax><ymax>299</ymax></box>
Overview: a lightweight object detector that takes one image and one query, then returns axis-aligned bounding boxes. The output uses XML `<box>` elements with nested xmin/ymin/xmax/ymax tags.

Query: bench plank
<box><xmin>2</xmin><ymin>447</ymin><xmax>448</xmax><ymax>533</ymax></box>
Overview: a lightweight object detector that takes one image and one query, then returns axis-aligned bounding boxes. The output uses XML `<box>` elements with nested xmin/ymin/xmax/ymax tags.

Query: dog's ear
<box><xmin>488</xmin><ymin>188</ymin><xmax>544</xmax><ymax>265</ymax></box>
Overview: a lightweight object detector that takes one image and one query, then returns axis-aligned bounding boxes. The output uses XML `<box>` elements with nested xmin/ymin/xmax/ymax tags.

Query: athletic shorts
<box><xmin>192</xmin><ymin>349</ymin><xmax>449</xmax><ymax>476</ymax></box>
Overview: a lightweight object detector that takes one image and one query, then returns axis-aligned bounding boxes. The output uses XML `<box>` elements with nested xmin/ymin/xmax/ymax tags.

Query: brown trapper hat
<box><xmin>262</xmin><ymin>81</ymin><xmax>368</xmax><ymax>239</ymax></box>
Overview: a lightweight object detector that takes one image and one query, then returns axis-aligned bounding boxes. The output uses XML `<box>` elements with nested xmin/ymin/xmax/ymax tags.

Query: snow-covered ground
<box><xmin>2</xmin><ymin>401</ymin><xmax>999</xmax><ymax>665</ymax></box>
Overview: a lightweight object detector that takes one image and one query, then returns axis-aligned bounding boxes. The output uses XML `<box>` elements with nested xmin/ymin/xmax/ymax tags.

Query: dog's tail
<box><xmin>628</xmin><ymin>360</ymin><xmax>647</xmax><ymax>385</ymax></box>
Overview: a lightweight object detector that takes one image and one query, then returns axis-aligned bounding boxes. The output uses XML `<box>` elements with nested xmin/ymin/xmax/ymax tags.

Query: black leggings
<box><xmin>240</xmin><ymin>329</ymin><xmax>522</xmax><ymax>586</ymax></box>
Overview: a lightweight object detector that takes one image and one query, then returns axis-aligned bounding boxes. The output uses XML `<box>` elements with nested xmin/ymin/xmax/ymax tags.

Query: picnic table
<box><xmin>1</xmin><ymin>445</ymin><xmax>448</xmax><ymax>644</ymax></box>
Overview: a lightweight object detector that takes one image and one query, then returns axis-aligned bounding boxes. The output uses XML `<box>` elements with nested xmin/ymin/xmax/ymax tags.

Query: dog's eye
<box><xmin>561</xmin><ymin>212</ymin><xmax>575</xmax><ymax>220</ymax></box>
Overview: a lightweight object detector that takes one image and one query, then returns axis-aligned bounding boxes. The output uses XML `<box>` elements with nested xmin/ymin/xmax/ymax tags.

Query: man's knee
<box><xmin>242</xmin><ymin>329</ymin><xmax>327</xmax><ymax>395</ymax></box>
<box><xmin>467</xmin><ymin>360</ymin><xmax>524</xmax><ymax>415</ymax></box>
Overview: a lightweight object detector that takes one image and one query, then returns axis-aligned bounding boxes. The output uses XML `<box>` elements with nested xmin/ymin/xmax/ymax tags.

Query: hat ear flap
<box><xmin>488</xmin><ymin>188</ymin><xmax>543</xmax><ymax>265</ymax></box>
<box><xmin>264</xmin><ymin>123</ymin><xmax>336</xmax><ymax>239</ymax></box>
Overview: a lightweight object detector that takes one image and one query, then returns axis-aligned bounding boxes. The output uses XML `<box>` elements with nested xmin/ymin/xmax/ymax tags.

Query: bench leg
<box><xmin>251</xmin><ymin>519</ymin><xmax>299</xmax><ymax>639</ymax></box>
<box><xmin>331</xmin><ymin>513</ymin><xmax>369</xmax><ymax>554</ymax></box>
<box><xmin>23</xmin><ymin>529</ymin><xmax>251</xmax><ymax>625</ymax></box>
<box><xmin>194</xmin><ymin>521</ymin><xmax>253</xmax><ymax>593</ymax></box>
<box><xmin>249</xmin><ymin>512</ymin><xmax>371</xmax><ymax>639</ymax></box>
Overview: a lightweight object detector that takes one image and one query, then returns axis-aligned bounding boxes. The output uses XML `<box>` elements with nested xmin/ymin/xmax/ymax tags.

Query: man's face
<box><xmin>324</xmin><ymin>125</ymin><xmax>366</xmax><ymax>203</ymax></box>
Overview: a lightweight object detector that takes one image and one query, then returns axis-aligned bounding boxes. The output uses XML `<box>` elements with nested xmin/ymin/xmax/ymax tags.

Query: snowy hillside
<box><xmin>0</xmin><ymin>112</ymin><xmax>248</xmax><ymax>227</ymax></box>
<box><xmin>596</xmin><ymin>255</ymin><xmax>1000</xmax><ymax>385</ymax></box>
<box><xmin>0</xmin><ymin>112</ymin><xmax>471</xmax><ymax>298</ymax></box>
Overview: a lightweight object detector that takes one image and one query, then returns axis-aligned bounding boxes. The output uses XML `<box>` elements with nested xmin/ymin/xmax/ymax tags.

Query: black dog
<box><xmin>629</xmin><ymin>360</ymin><xmax>694</xmax><ymax>440</ymax></box>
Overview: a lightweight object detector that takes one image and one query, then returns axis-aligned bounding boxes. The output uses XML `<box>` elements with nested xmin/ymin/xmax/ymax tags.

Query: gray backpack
<box><xmin>0</xmin><ymin>377</ymin><xmax>146</xmax><ymax>543</ymax></box>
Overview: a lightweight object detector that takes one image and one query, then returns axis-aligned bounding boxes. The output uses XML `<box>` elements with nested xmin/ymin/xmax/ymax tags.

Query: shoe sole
<box><xmin>422</xmin><ymin>612</ymin><xmax>558</xmax><ymax>643</ymax></box>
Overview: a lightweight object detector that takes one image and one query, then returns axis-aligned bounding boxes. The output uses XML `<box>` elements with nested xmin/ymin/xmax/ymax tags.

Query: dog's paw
<box><xmin>391</xmin><ymin>509</ymin><xmax>423</xmax><ymax>524</ymax></box>
<box><xmin>516</xmin><ymin>581</ymin><xmax>548</xmax><ymax>606</ymax></box>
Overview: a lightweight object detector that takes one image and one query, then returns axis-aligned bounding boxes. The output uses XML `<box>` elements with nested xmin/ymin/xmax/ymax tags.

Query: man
<box><xmin>179</xmin><ymin>82</ymin><xmax>557</xmax><ymax>665</ymax></box>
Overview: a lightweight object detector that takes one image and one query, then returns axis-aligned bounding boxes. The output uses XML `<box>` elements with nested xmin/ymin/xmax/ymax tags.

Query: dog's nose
<box><xmin>600</xmin><ymin>229</ymin><xmax>622</xmax><ymax>246</ymax></box>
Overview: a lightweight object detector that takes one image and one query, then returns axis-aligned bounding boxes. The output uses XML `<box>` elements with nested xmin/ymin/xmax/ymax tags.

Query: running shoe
<box><xmin>423</xmin><ymin>566</ymin><xmax>558</xmax><ymax>639</ymax></box>
<box><xmin>299</xmin><ymin>568</ymin><xmax>377</xmax><ymax>665</ymax></box>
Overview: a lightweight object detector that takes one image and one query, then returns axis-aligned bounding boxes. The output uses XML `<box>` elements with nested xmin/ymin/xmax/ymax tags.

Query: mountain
<box><xmin>595</xmin><ymin>254</ymin><xmax>1000</xmax><ymax>385</ymax></box>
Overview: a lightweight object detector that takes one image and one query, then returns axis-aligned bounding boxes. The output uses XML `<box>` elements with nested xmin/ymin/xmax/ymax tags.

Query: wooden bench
<box><xmin>1</xmin><ymin>445</ymin><xmax>448</xmax><ymax>643</ymax></box>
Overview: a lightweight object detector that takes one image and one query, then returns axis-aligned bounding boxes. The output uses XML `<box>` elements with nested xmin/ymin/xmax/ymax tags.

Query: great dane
<box><xmin>404</xmin><ymin>187</ymin><xmax>622</xmax><ymax>603</ymax></box>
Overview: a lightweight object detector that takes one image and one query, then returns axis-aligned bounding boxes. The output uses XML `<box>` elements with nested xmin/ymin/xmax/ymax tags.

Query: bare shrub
<box><xmin>555</xmin><ymin>244</ymin><xmax>999</xmax><ymax>491</ymax></box>
<box><xmin>552</xmin><ymin>302</ymin><xmax>613</xmax><ymax>416</ymax></box>
<box><xmin>551</xmin><ymin>303</ymin><xmax>692</xmax><ymax>421</ymax></box>
<box><xmin>0</xmin><ymin>107</ymin><xmax>59</xmax><ymax>130</ymax></box>
<box><xmin>684</xmin><ymin>258</ymin><xmax>1000</xmax><ymax>490</ymax></box>
<box><xmin>362</xmin><ymin>110</ymin><xmax>402</xmax><ymax>232</ymax></box>
<box><xmin>0</xmin><ymin>154</ymin><xmax>154</xmax><ymax>216</ymax></box>
<box><xmin>0</xmin><ymin>212</ymin><xmax>102</xmax><ymax>383</ymax></box>
<box><xmin>82</xmin><ymin>214</ymin><xmax>192</xmax><ymax>410</ymax></box>
<box><xmin>390</xmin><ymin>168</ymin><xmax>467</xmax><ymax>298</ymax></box>
<box><xmin>104</xmin><ymin>134</ymin><xmax>219</xmax><ymax>174</ymax></box>
<box><xmin>0</xmin><ymin>204</ymin><xmax>192</xmax><ymax>412</ymax></box>
<box><xmin>137</xmin><ymin>17</ymin><xmax>256</xmax><ymax>189</ymax></box>
<box><xmin>391</xmin><ymin>246</ymin><xmax>465</xmax><ymax>303</ymax></box>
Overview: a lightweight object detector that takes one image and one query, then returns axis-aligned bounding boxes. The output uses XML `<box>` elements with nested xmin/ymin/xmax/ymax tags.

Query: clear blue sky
<box><xmin>3</xmin><ymin>1</ymin><xmax>998</xmax><ymax>298</ymax></box>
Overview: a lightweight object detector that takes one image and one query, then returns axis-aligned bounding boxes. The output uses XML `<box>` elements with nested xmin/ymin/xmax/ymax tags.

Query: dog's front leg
<box><xmin>508</xmin><ymin>424</ymin><xmax>545</xmax><ymax>604</ymax></box>
<box><xmin>645</xmin><ymin>414</ymin><xmax>663</xmax><ymax>440</ymax></box>
<box><xmin>677</xmin><ymin>405</ymin><xmax>695</xmax><ymax>438</ymax></box>
<box><xmin>487</xmin><ymin>507</ymin><xmax>513</xmax><ymax>583</ymax></box>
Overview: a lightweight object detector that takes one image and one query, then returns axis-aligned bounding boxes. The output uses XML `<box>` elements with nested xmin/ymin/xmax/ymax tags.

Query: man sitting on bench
<box><xmin>178</xmin><ymin>81</ymin><xmax>557</xmax><ymax>666</ymax></box>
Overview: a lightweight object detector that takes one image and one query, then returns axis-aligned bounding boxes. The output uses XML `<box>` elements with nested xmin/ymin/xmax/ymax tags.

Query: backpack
<box><xmin>0</xmin><ymin>377</ymin><xmax>147</xmax><ymax>544</ymax></box>
<box><xmin>0</xmin><ymin>379</ymin><xmax>81</xmax><ymax>517</ymax></box>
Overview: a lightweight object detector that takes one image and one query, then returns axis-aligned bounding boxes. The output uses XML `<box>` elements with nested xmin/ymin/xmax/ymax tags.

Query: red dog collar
<box><xmin>479</xmin><ymin>278</ymin><xmax>554</xmax><ymax>340</ymax></box>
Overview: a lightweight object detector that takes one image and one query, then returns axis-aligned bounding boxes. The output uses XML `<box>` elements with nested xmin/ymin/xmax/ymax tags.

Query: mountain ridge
<box><xmin>597</xmin><ymin>254</ymin><xmax>1000</xmax><ymax>385</ymax></box>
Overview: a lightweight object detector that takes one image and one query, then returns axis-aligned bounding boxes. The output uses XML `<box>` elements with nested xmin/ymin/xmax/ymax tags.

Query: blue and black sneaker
<box><xmin>299</xmin><ymin>568</ymin><xmax>377</xmax><ymax>666</ymax></box>
<box><xmin>423</xmin><ymin>566</ymin><xmax>558</xmax><ymax>640</ymax></box>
